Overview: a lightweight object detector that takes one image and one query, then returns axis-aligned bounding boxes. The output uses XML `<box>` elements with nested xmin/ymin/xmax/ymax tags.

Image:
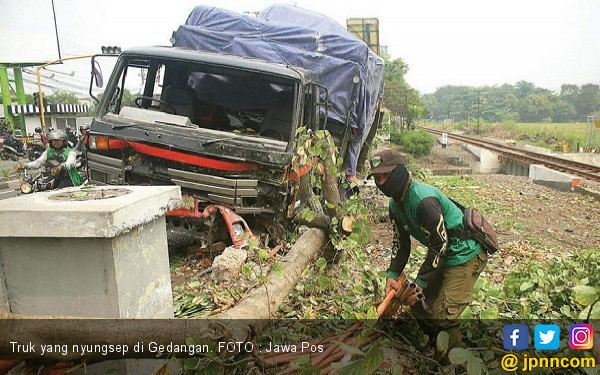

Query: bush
<box><xmin>389</xmin><ymin>128</ymin><xmax>402</xmax><ymax>144</ymax></box>
<box><xmin>391</xmin><ymin>130</ymin><xmax>435</xmax><ymax>157</ymax></box>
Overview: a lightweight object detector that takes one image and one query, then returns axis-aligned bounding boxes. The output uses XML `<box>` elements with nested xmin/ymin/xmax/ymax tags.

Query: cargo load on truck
<box><xmin>174</xmin><ymin>4</ymin><xmax>385</xmax><ymax>176</ymax></box>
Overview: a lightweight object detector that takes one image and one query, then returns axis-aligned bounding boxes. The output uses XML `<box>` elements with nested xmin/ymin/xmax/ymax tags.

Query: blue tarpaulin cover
<box><xmin>175</xmin><ymin>4</ymin><xmax>384</xmax><ymax>175</ymax></box>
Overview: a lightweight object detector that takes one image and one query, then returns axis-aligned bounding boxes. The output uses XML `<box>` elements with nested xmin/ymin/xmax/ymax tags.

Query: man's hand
<box><xmin>51</xmin><ymin>165</ymin><xmax>63</xmax><ymax>175</ymax></box>
<box><xmin>385</xmin><ymin>277</ymin><xmax>398</xmax><ymax>297</ymax></box>
<box><xmin>13</xmin><ymin>163</ymin><xmax>22</xmax><ymax>171</ymax></box>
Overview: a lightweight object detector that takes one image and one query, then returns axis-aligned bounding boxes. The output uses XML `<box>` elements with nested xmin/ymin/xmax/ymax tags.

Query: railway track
<box><xmin>422</xmin><ymin>127</ymin><xmax>600</xmax><ymax>183</ymax></box>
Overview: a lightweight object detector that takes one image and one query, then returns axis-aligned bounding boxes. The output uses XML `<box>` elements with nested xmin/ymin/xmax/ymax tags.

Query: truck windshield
<box><xmin>103</xmin><ymin>56</ymin><xmax>297</xmax><ymax>142</ymax></box>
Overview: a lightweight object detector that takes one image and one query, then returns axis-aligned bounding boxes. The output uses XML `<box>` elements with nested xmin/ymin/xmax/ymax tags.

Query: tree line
<box><xmin>382</xmin><ymin>55</ymin><xmax>426</xmax><ymax>130</ymax></box>
<box><xmin>420</xmin><ymin>81</ymin><xmax>600</xmax><ymax>123</ymax></box>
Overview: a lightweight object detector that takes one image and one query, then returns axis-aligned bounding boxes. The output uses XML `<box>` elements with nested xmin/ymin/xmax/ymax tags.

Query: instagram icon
<box><xmin>569</xmin><ymin>325</ymin><xmax>594</xmax><ymax>349</ymax></box>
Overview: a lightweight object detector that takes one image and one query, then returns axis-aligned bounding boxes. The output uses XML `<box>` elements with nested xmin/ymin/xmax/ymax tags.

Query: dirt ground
<box><xmin>367</xmin><ymin>142</ymin><xmax>600</xmax><ymax>284</ymax></box>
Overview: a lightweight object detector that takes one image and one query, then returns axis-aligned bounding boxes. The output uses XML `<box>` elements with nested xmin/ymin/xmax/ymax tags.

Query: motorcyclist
<box><xmin>32</xmin><ymin>127</ymin><xmax>48</xmax><ymax>146</ymax></box>
<box><xmin>2</xmin><ymin>131</ymin><xmax>25</xmax><ymax>159</ymax></box>
<box><xmin>3</xmin><ymin>131</ymin><xmax>19</xmax><ymax>149</ymax></box>
<box><xmin>14</xmin><ymin>129</ymin><xmax>82</xmax><ymax>188</ymax></box>
<box><xmin>75</xmin><ymin>123</ymin><xmax>90</xmax><ymax>171</ymax></box>
<box><xmin>65</xmin><ymin>125</ymin><xmax>78</xmax><ymax>148</ymax></box>
<box><xmin>75</xmin><ymin>123</ymin><xmax>90</xmax><ymax>154</ymax></box>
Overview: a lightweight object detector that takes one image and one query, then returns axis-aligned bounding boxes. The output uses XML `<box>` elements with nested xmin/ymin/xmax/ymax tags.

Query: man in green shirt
<box><xmin>369</xmin><ymin>149</ymin><xmax>487</xmax><ymax>359</ymax></box>
<box><xmin>15</xmin><ymin>129</ymin><xmax>82</xmax><ymax>188</ymax></box>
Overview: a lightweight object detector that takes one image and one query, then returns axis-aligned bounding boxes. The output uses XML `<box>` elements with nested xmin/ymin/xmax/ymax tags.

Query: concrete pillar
<box><xmin>0</xmin><ymin>186</ymin><xmax>181</xmax><ymax>318</ymax></box>
<box><xmin>0</xmin><ymin>65</ymin><xmax>14</xmax><ymax>131</ymax></box>
<box><xmin>465</xmin><ymin>145</ymin><xmax>502</xmax><ymax>173</ymax></box>
<box><xmin>12</xmin><ymin>67</ymin><xmax>26</xmax><ymax>134</ymax></box>
<box><xmin>529</xmin><ymin>164</ymin><xmax>581</xmax><ymax>191</ymax></box>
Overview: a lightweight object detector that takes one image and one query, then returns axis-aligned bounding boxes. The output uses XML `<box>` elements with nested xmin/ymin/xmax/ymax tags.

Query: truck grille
<box><xmin>167</xmin><ymin>168</ymin><xmax>264</xmax><ymax>214</ymax></box>
<box><xmin>87</xmin><ymin>153</ymin><xmax>123</xmax><ymax>184</ymax></box>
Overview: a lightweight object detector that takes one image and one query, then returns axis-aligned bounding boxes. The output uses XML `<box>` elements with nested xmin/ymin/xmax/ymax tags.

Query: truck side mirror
<box><xmin>92</xmin><ymin>60</ymin><xmax>103</xmax><ymax>88</ymax></box>
<box><xmin>89</xmin><ymin>54</ymin><xmax>117</xmax><ymax>104</ymax></box>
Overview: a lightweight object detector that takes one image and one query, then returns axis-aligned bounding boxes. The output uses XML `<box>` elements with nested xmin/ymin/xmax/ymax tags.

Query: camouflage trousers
<box><xmin>411</xmin><ymin>249</ymin><xmax>488</xmax><ymax>361</ymax></box>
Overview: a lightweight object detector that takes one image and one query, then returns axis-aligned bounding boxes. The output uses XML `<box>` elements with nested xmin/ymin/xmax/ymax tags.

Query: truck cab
<box><xmin>87</xmin><ymin>47</ymin><xmax>326</xmax><ymax>237</ymax></box>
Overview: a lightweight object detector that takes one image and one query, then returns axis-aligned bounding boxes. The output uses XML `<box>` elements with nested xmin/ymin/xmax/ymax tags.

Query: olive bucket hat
<box><xmin>367</xmin><ymin>149</ymin><xmax>406</xmax><ymax>179</ymax></box>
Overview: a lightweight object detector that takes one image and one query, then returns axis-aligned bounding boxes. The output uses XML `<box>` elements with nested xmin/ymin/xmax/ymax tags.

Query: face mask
<box><xmin>376</xmin><ymin>165</ymin><xmax>410</xmax><ymax>200</ymax></box>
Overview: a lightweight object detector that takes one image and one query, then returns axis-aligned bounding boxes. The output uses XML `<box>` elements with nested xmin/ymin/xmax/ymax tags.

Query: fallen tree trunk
<box><xmin>0</xmin><ymin>228</ymin><xmax>327</xmax><ymax>362</ymax></box>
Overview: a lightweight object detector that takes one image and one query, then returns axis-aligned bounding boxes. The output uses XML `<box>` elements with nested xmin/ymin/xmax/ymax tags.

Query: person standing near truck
<box><xmin>369</xmin><ymin>149</ymin><xmax>488</xmax><ymax>360</ymax></box>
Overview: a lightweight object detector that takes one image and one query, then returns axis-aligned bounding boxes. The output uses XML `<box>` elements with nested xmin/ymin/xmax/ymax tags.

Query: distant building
<box><xmin>6</xmin><ymin>103</ymin><xmax>90</xmax><ymax>135</ymax></box>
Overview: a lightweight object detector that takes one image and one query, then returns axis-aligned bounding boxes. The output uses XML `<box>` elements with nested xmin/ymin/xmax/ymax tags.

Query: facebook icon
<box><xmin>504</xmin><ymin>324</ymin><xmax>529</xmax><ymax>350</ymax></box>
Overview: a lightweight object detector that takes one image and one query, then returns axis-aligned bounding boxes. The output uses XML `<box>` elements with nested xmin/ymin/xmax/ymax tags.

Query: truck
<box><xmin>86</xmin><ymin>5</ymin><xmax>384</xmax><ymax>246</ymax></box>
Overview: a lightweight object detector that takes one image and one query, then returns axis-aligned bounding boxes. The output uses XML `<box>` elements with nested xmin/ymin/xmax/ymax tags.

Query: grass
<box><xmin>424</xmin><ymin>121</ymin><xmax>600</xmax><ymax>150</ymax></box>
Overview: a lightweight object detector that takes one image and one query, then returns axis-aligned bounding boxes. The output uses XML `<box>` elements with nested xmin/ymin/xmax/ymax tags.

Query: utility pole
<box><xmin>475</xmin><ymin>90</ymin><xmax>482</xmax><ymax>133</ymax></box>
<box><xmin>404</xmin><ymin>90</ymin><xmax>408</xmax><ymax>131</ymax></box>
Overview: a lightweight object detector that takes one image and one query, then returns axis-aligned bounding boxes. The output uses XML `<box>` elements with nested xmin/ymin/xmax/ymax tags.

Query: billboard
<box><xmin>0</xmin><ymin>0</ymin><xmax>61</xmax><ymax>65</ymax></box>
<box><xmin>346</xmin><ymin>18</ymin><xmax>380</xmax><ymax>55</ymax></box>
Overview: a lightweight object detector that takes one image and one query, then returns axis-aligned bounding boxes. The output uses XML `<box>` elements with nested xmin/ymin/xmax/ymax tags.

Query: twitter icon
<box><xmin>534</xmin><ymin>324</ymin><xmax>560</xmax><ymax>350</ymax></box>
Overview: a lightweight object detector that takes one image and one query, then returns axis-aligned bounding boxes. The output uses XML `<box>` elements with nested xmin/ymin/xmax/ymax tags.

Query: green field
<box><xmin>425</xmin><ymin>121</ymin><xmax>600</xmax><ymax>151</ymax></box>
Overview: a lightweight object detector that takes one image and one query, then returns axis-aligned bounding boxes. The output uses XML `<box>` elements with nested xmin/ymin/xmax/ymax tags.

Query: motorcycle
<box><xmin>25</xmin><ymin>142</ymin><xmax>46</xmax><ymax>161</ymax></box>
<box><xmin>17</xmin><ymin>165</ymin><xmax>56</xmax><ymax>194</ymax></box>
<box><xmin>17</xmin><ymin>160</ymin><xmax>88</xmax><ymax>194</ymax></box>
<box><xmin>0</xmin><ymin>136</ymin><xmax>26</xmax><ymax>161</ymax></box>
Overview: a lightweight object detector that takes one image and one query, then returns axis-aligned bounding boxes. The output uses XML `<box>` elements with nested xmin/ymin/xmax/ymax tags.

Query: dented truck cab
<box><xmin>87</xmin><ymin>47</ymin><xmax>324</xmax><ymax>238</ymax></box>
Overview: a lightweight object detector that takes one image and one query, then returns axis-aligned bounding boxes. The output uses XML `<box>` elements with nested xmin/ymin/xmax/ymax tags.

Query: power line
<box><xmin>59</xmin><ymin>37</ymin><xmax>95</xmax><ymax>55</ymax></box>
<box><xmin>23</xmin><ymin>69</ymin><xmax>89</xmax><ymax>87</ymax></box>
<box><xmin>8</xmin><ymin>72</ymin><xmax>89</xmax><ymax>98</ymax></box>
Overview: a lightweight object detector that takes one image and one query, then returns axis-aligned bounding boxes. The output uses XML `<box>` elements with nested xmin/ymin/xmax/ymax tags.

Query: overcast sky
<box><xmin>2</xmin><ymin>0</ymin><xmax>599</xmax><ymax>95</ymax></box>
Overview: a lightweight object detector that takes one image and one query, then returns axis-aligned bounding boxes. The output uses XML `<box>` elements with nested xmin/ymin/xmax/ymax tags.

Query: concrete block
<box><xmin>529</xmin><ymin>164</ymin><xmax>581</xmax><ymax>191</ymax></box>
<box><xmin>0</xmin><ymin>185</ymin><xmax>181</xmax><ymax>237</ymax></box>
<box><xmin>0</xmin><ymin>186</ymin><xmax>181</xmax><ymax>318</ymax></box>
<box><xmin>465</xmin><ymin>145</ymin><xmax>502</xmax><ymax>173</ymax></box>
<box><xmin>574</xmin><ymin>186</ymin><xmax>600</xmax><ymax>201</ymax></box>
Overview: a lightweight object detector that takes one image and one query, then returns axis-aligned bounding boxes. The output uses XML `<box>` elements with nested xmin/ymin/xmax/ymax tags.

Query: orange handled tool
<box><xmin>377</xmin><ymin>273</ymin><xmax>407</xmax><ymax>318</ymax></box>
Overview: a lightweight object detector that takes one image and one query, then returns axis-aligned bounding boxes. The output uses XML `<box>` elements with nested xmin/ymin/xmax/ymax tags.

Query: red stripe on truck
<box><xmin>128</xmin><ymin>141</ymin><xmax>260</xmax><ymax>171</ymax></box>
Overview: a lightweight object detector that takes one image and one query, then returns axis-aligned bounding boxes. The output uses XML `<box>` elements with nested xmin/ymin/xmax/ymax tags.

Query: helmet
<box><xmin>65</xmin><ymin>125</ymin><xmax>72</xmax><ymax>131</ymax></box>
<box><xmin>79</xmin><ymin>123</ymin><xmax>91</xmax><ymax>132</ymax></box>
<box><xmin>35</xmin><ymin>127</ymin><xmax>42</xmax><ymax>133</ymax></box>
<box><xmin>48</xmin><ymin>129</ymin><xmax>68</xmax><ymax>149</ymax></box>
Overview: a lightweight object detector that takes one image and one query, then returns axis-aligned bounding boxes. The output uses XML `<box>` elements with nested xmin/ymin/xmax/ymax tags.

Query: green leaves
<box><xmin>480</xmin><ymin>306</ymin><xmax>499</xmax><ymax>319</ymax></box>
<box><xmin>573</xmin><ymin>285</ymin><xmax>598</xmax><ymax>306</ymax></box>
<box><xmin>301</xmin><ymin>207</ymin><xmax>317</xmax><ymax>223</ymax></box>
<box><xmin>257</xmin><ymin>249</ymin><xmax>270</xmax><ymax>259</ymax></box>
<box><xmin>202</xmin><ymin>362</ymin><xmax>224</xmax><ymax>375</ymax></box>
<box><xmin>366</xmin><ymin>306</ymin><xmax>379</xmax><ymax>320</ymax></box>
<box><xmin>471</xmin><ymin>248</ymin><xmax>600</xmax><ymax>320</ymax></box>
<box><xmin>363</xmin><ymin>346</ymin><xmax>384</xmax><ymax>374</ymax></box>
<box><xmin>519</xmin><ymin>281</ymin><xmax>535</xmax><ymax>292</ymax></box>
<box><xmin>436</xmin><ymin>331</ymin><xmax>449</xmax><ymax>356</ymax></box>
<box><xmin>448</xmin><ymin>348</ymin><xmax>484</xmax><ymax>375</ymax></box>
<box><xmin>336</xmin><ymin>342</ymin><xmax>365</xmax><ymax>356</ymax></box>
<box><xmin>271</xmin><ymin>262</ymin><xmax>283</xmax><ymax>277</ymax></box>
<box><xmin>315</xmin><ymin>257</ymin><xmax>327</xmax><ymax>271</ymax></box>
<box><xmin>334</xmin><ymin>345</ymin><xmax>384</xmax><ymax>375</ymax></box>
<box><xmin>448</xmin><ymin>347</ymin><xmax>469</xmax><ymax>365</ymax></box>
